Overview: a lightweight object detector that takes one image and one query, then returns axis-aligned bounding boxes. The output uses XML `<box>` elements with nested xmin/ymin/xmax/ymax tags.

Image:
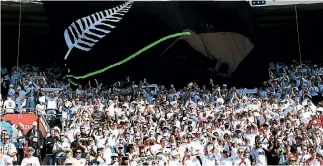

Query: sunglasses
<box><xmin>4</xmin><ymin>138</ymin><xmax>9</xmax><ymax>140</ymax></box>
<box><xmin>76</xmin><ymin>152</ymin><xmax>81</xmax><ymax>154</ymax></box>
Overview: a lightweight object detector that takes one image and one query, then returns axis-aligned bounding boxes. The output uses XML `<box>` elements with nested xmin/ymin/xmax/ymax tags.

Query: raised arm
<box><xmin>94</xmin><ymin>79</ymin><xmax>103</xmax><ymax>92</ymax></box>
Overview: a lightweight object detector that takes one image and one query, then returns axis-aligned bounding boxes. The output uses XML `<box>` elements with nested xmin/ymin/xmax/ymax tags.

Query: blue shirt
<box><xmin>10</xmin><ymin>73</ymin><xmax>18</xmax><ymax>84</ymax></box>
<box><xmin>0</xmin><ymin>122</ymin><xmax>13</xmax><ymax>137</ymax></box>
<box><xmin>142</xmin><ymin>89</ymin><xmax>154</xmax><ymax>104</ymax></box>
<box><xmin>15</xmin><ymin>97</ymin><xmax>22</xmax><ymax>113</ymax></box>
<box><xmin>8</xmin><ymin>88</ymin><xmax>15</xmax><ymax>97</ymax></box>
<box><xmin>19</xmin><ymin>90</ymin><xmax>27</xmax><ymax>98</ymax></box>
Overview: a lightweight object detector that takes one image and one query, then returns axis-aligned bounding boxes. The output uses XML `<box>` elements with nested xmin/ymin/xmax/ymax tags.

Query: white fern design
<box><xmin>64</xmin><ymin>1</ymin><xmax>133</xmax><ymax>60</ymax></box>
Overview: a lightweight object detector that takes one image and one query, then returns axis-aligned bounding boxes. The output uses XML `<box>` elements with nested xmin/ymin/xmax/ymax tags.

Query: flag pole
<box><xmin>295</xmin><ymin>5</ymin><xmax>302</xmax><ymax>65</ymax></box>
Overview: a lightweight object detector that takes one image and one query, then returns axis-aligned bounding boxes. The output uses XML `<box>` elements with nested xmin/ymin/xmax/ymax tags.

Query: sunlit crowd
<box><xmin>0</xmin><ymin>62</ymin><xmax>323</xmax><ymax>166</ymax></box>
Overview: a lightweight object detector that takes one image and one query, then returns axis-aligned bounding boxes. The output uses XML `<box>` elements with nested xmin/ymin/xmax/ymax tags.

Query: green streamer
<box><xmin>68</xmin><ymin>79</ymin><xmax>78</xmax><ymax>86</ymax></box>
<box><xmin>69</xmin><ymin>32</ymin><xmax>191</xmax><ymax>80</ymax></box>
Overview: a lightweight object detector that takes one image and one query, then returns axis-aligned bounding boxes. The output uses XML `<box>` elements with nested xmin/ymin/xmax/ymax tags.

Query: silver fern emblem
<box><xmin>64</xmin><ymin>1</ymin><xmax>133</xmax><ymax>60</ymax></box>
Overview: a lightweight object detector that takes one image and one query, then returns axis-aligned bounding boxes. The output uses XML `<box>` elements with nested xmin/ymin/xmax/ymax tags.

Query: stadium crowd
<box><xmin>0</xmin><ymin>62</ymin><xmax>323</xmax><ymax>166</ymax></box>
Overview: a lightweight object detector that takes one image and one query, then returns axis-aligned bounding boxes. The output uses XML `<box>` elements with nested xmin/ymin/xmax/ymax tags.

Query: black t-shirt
<box><xmin>45</xmin><ymin>136</ymin><xmax>59</xmax><ymax>154</ymax></box>
<box><xmin>291</xmin><ymin>144</ymin><xmax>300</xmax><ymax>153</ymax></box>
<box><xmin>267</xmin><ymin>151</ymin><xmax>280</xmax><ymax>165</ymax></box>
<box><xmin>71</xmin><ymin>140</ymin><xmax>87</xmax><ymax>157</ymax></box>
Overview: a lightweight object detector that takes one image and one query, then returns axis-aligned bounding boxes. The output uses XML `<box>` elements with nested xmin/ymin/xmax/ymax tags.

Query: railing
<box><xmin>0</xmin><ymin>107</ymin><xmax>51</xmax><ymax>135</ymax></box>
<box><xmin>38</xmin><ymin>112</ymin><xmax>50</xmax><ymax>134</ymax></box>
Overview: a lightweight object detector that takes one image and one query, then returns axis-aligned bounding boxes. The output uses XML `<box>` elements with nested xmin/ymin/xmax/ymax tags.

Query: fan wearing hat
<box><xmin>53</xmin><ymin>132</ymin><xmax>71</xmax><ymax>164</ymax></box>
<box><xmin>219</xmin><ymin>148</ymin><xmax>233</xmax><ymax>166</ymax></box>
<box><xmin>110</xmin><ymin>153</ymin><xmax>119</xmax><ymax>165</ymax></box>
<box><xmin>21</xmin><ymin>147</ymin><xmax>41</xmax><ymax>166</ymax></box>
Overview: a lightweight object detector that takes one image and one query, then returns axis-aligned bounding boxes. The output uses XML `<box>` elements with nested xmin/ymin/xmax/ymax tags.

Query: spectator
<box><xmin>25</xmin><ymin>121</ymin><xmax>44</xmax><ymax>159</ymax></box>
<box><xmin>21</xmin><ymin>147</ymin><xmax>41</xmax><ymax>166</ymax></box>
<box><xmin>0</xmin><ymin>148</ymin><xmax>13</xmax><ymax>166</ymax></box>
<box><xmin>45</xmin><ymin>129</ymin><xmax>59</xmax><ymax>165</ymax></box>
<box><xmin>3</xmin><ymin>95</ymin><xmax>15</xmax><ymax>114</ymax></box>
<box><xmin>0</xmin><ymin>62</ymin><xmax>323</xmax><ymax>165</ymax></box>
<box><xmin>16</xmin><ymin>123</ymin><xmax>26</xmax><ymax>164</ymax></box>
<box><xmin>2</xmin><ymin>134</ymin><xmax>17</xmax><ymax>165</ymax></box>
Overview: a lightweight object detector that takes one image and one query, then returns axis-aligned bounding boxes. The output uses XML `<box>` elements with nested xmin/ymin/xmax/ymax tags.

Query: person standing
<box><xmin>3</xmin><ymin>95</ymin><xmax>16</xmax><ymax>114</ymax></box>
<box><xmin>250</xmin><ymin>138</ymin><xmax>268</xmax><ymax>166</ymax></box>
<box><xmin>0</xmin><ymin>148</ymin><xmax>13</xmax><ymax>166</ymax></box>
<box><xmin>45</xmin><ymin>129</ymin><xmax>59</xmax><ymax>165</ymax></box>
<box><xmin>2</xmin><ymin>134</ymin><xmax>17</xmax><ymax>165</ymax></box>
<box><xmin>16</xmin><ymin>123</ymin><xmax>26</xmax><ymax>165</ymax></box>
<box><xmin>21</xmin><ymin>147</ymin><xmax>41</xmax><ymax>166</ymax></box>
<box><xmin>25</xmin><ymin>121</ymin><xmax>44</xmax><ymax>160</ymax></box>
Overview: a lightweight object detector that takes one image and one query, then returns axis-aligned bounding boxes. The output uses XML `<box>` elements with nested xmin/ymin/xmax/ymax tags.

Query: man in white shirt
<box><xmin>2</xmin><ymin>134</ymin><xmax>17</xmax><ymax>163</ymax></box>
<box><xmin>169</xmin><ymin>151</ymin><xmax>181</xmax><ymax>166</ymax></box>
<box><xmin>182</xmin><ymin>151</ymin><xmax>201</xmax><ymax>166</ymax></box>
<box><xmin>233</xmin><ymin>148</ymin><xmax>251</xmax><ymax>166</ymax></box>
<box><xmin>71</xmin><ymin>149</ymin><xmax>86</xmax><ymax>166</ymax></box>
<box><xmin>250</xmin><ymin>139</ymin><xmax>267</xmax><ymax>166</ymax></box>
<box><xmin>0</xmin><ymin>148</ymin><xmax>13</xmax><ymax>166</ymax></box>
<box><xmin>21</xmin><ymin>147</ymin><xmax>41</xmax><ymax>166</ymax></box>
<box><xmin>219</xmin><ymin>149</ymin><xmax>233</xmax><ymax>166</ymax></box>
<box><xmin>53</xmin><ymin>132</ymin><xmax>71</xmax><ymax>163</ymax></box>
<box><xmin>3</xmin><ymin>95</ymin><xmax>16</xmax><ymax>114</ymax></box>
<box><xmin>46</xmin><ymin>93</ymin><xmax>58</xmax><ymax>110</ymax></box>
<box><xmin>35</xmin><ymin>101</ymin><xmax>46</xmax><ymax>116</ymax></box>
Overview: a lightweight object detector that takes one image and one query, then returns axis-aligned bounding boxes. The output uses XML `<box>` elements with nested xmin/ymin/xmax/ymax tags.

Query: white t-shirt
<box><xmin>220</xmin><ymin>157</ymin><xmax>233</xmax><ymax>166</ymax></box>
<box><xmin>0</xmin><ymin>155</ymin><xmax>13</xmax><ymax>165</ymax></box>
<box><xmin>36</xmin><ymin>104</ymin><xmax>46</xmax><ymax>115</ymax></box>
<box><xmin>184</xmin><ymin>158</ymin><xmax>201</xmax><ymax>166</ymax></box>
<box><xmin>244</xmin><ymin>132</ymin><xmax>257</xmax><ymax>145</ymax></box>
<box><xmin>250</xmin><ymin>148</ymin><xmax>267</xmax><ymax>166</ymax></box>
<box><xmin>169</xmin><ymin>159</ymin><xmax>181</xmax><ymax>166</ymax></box>
<box><xmin>47</xmin><ymin>100</ymin><xmax>57</xmax><ymax>110</ymax></box>
<box><xmin>3</xmin><ymin>143</ymin><xmax>17</xmax><ymax>161</ymax></box>
<box><xmin>3</xmin><ymin>99</ymin><xmax>16</xmax><ymax>113</ymax></box>
<box><xmin>233</xmin><ymin>158</ymin><xmax>251</xmax><ymax>166</ymax></box>
<box><xmin>71</xmin><ymin>158</ymin><xmax>87</xmax><ymax>166</ymax></box>
<box><xmin>21</xmin><ymin>156</ymin><xmax>41</xmax><ymax>166</ymax></box>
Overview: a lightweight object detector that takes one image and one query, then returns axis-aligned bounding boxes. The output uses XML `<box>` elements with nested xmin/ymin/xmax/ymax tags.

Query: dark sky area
<box><xmin>2</xmin><ymin>2</ymin><xmax>323</xmax><ymax>88</ymax></box>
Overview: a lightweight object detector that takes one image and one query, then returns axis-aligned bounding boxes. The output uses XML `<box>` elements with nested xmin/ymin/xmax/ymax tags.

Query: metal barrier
<box><xmin>38</xmin><ymin>113</ymin><xmax>50</xmax><ymax>134</ymax></box>
<box><xmin>0</xmin><ymin>107</ymin><xmax>51</xmax><ymax>135</ymax></box>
